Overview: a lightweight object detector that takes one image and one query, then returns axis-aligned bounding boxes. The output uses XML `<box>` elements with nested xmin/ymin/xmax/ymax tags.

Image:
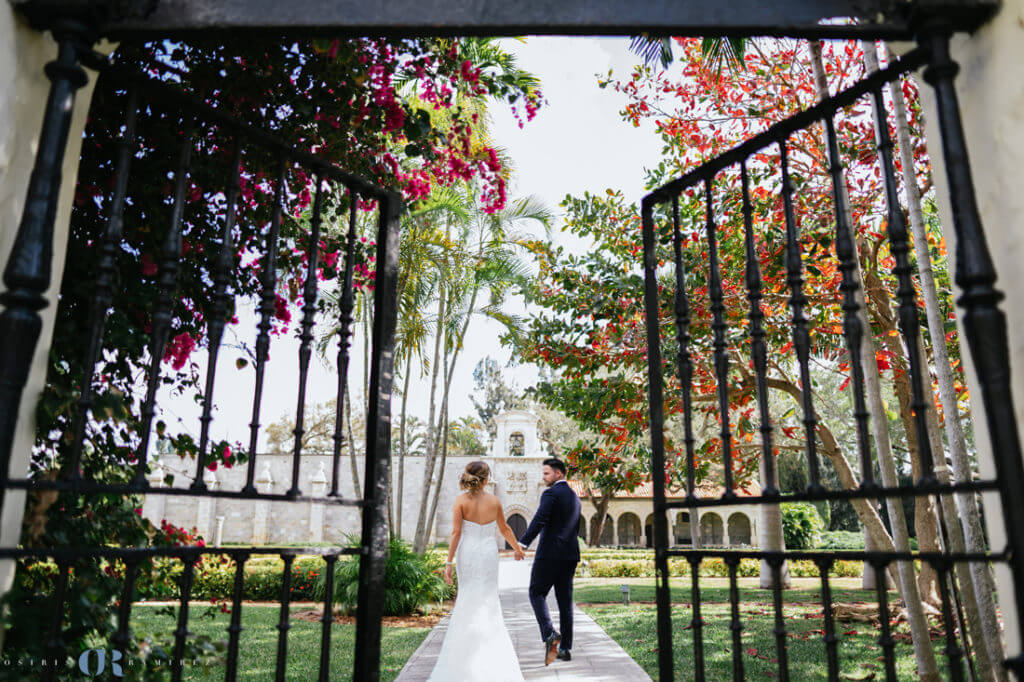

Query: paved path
<box><xmin>396</xmin><ymin>557</ymin><xmax>651</xmax><ymax>681</ymax></box>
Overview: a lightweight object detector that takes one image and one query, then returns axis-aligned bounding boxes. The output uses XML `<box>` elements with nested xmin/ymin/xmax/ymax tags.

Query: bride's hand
<box><xmin>444</xmin><ymin>564</ymin><xmax>454</xmax><ymax>584</ymax></box>
<box><xmin>513</xmin><ymin>548</ymin><xmax>525</xmax><ymax>561</ymax></box>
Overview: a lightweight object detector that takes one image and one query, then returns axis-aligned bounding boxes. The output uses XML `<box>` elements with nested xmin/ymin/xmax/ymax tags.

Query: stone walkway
<box><xmin>395</xmin><ymin>557</ymin><xmax>651</xmax><ymax>681</ymax></box>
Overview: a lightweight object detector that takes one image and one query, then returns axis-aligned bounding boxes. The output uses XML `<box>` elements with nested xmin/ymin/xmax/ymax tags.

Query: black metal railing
<box><xmin>0</xmin><ymin>16</ymin><xmax>400</xmax><ymax>681</ymax></box>
<box><xmin>642</xmin><ymin>26</ymin><xmax>1024</xmax><ymax>682</ymax></box>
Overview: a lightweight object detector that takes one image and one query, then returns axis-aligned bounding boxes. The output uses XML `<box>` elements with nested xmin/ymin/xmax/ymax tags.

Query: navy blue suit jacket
<box><xmin>519</xmin><ymin>480</ymin><xmax>581</xmax><ymax>563</ymax></box>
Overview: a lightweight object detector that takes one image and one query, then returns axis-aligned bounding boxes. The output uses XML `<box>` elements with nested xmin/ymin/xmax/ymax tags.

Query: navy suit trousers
<box><xmin>528</xmin><ymin>557</ymin><xmax>578</xmax><ymax>650</ymax></box>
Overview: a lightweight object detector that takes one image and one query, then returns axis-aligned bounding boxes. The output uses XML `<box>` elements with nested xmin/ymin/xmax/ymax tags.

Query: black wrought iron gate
<box><xmin>0</xmin><ymin>1</ymin><xmax>1019</xmax><ymax>681</ymax></box>
<box><xmin>641</xmin><ymin>19</ymin><xmax>1024</xmax><ymax>682</ymax></box>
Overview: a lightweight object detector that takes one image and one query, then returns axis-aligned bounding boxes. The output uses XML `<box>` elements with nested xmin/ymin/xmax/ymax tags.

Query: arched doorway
<box><xmin>590</xmin><ymin>514</ymin><xmax>614</xmax><ymax>546</ymax></box>
<box><xmin>700</xmin><ymin>512</ymin><xmax>724</xmax><ymax>546</ymax></box>
<box><xmin>644</xmin><ymin>513</ymin><xmax>655</xmax><ymax>548</ymax></box>
<box><xmin>505</xmin><ymin>513</ymin><xmax>527</xmax><ymax>549</ymax></box>
<box><xmin>618</xmin><ymin>512</ymin><xmax>641</xmax><ymax>546</ymax></box>
<box><xmin>674</xmin><ymin>512</ymin><xmax>692</xmax><ymax>545</ymax></box>
<box><xmin>728</xmin><ymin>512</ymin><xmax>752</xmax><ymax>546</ymax></box>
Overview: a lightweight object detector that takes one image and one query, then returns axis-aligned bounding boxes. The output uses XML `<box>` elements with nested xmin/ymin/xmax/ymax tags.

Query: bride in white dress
<box><xmin>428</xmin><ymin>461</ymin><xmax>526</xmax><ymax>681</ymax></box>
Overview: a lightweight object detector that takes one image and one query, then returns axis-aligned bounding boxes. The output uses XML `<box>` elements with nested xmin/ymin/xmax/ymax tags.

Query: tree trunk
<box><xmin>587</xmin><ymin>490</ymin><xmax>613</xmax><ymax>547</ymax></box>
<box><xmin>758</xmin><ymin>452</ymin><xmax>791</xmax><ymax>589</ymax></box>
<box><xmin>863</xmin><ymin>263</ymin><xmax>944</xmax><ymax>606</ymax></box>
<box><xmin>879</xmin><ymin>40</ymin><xmax>1006</xmax><ymax>678</ymax></box>
<box><xmin>396</xmin><ymin>357</ymin><xmax>411</xmax><ymax>540</ymax></box>
<box><xmin>345</xmin><ymin>381</ymin><xmax>361</xmax><ymax>501</ymax></box>
<box><xmin>412</xmin><ymin>287</ymin><xmax>446</xmax><ymax>553</ymax></box>
<box><xmin>422</xmin><ymin>228</ymin><xmax>486</xmax><ymax>551</ymax></box>
<box><xmin>424</xmin><ymin>334</ymin><xmax>452</xmax><ymax>548</ymax></box>
<box><xmin>810</xmin><ymin>39</ymin><xmax>941</xmax><ymax>681</ymax></box>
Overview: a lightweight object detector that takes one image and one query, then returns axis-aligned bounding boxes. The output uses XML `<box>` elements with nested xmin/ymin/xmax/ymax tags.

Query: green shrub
<box><xmin>314</xmin><ymin>538</ymin><xmax>454</xmax><ymax>616</ymax></box>
<box><xmin>817</xmin><ymin>530</ymin><xmax>865</xmax><ymax>550</ymax></box>
<box><xmin>781</xmin><ymin>502</ymin><xmax>825</xmax><ymax>550</ymax></box>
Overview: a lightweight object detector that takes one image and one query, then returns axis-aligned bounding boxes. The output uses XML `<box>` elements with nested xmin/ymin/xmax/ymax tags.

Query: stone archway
<box><xmin>591</xmin><ymin>513</ymin><xmax>614</xmax><ymax>546</ymax></box>
<box><xmin>700</xmin><ymin>512</ymin><xmax>724</xmax><ymax>546</ymax></box>
<box><xmin>618</xmin><ymin>512</ymin><xmax>641</xmax><ymax>546</ymax></box>
<box><xmin>674</xmin><ymin>512</ymin><xmax>692</xmax><ymax>545</ymax></box>
<box><xmin>728</xmin><ymin>512</ymin><xmax>752</xmax><ymax>546</ymax></box>
<box><xmin>644</xmin><ymin>513</ymin><xmax>655</xmax><ymax>548</ymax></box>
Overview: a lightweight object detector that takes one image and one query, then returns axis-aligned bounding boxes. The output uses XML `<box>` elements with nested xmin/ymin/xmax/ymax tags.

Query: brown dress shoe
<box><xmin>544</xmin><ymin>633</ymin><xmax>562</xmax><ymax>666</ymax></box>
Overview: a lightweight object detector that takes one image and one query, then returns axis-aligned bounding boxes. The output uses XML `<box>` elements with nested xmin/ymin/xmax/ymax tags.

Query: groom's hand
<box><xmin>514</xmin><ymin>548</ymin><xmax>525</xmax><ymax>561</ymax></box>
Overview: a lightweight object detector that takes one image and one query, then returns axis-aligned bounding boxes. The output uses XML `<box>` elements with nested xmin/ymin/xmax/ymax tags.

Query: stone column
<box><xmin>215</xmin><ymin>515</ymin><xmax>226</xmax><ymax>547</ymax></box>
<box><xmin>251</xmin><ymin>462</ymin><xmax>274</xmax><ymax>545</ymax></box>
<box><xmin>195</xmin><ymin>467</ymin><xmax>218</xmax><ymax>541</ymax></box>
<box><xmin>309</xmin><ymin>461</ymin><xmax>327</xmax><ymax>543</ymax></box>
<box><xmin>723</xmin><ymin>513</ymin><xmax>731</xmax><ymax>548</ymax></box>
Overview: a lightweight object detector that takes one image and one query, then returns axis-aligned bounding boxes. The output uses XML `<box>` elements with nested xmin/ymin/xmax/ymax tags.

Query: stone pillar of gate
<box><xmin>195</xmin><ymin>467</ymin><xmax>218</xmax><ymax>540</ymax></box>
<box><xmin>309</xmin><ymin>461</ymin><xmax>327</xmax><ymax>543</ymax></box>
<box><xmin>251</xmin><ymin>462</ymin><xmax>274</xmax><ymax>545</ymax></box>
<box><xmin>0</xmin><ymin>10</ymin><xmax>114</xmax><ymax>608</ymax></box>
<box><xmin>915</xmin><ymin>0</ymin><xmax>1024</xmax><ymax>655</ymax></box>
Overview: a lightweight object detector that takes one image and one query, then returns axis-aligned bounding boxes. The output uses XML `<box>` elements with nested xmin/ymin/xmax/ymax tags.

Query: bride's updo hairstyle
<box><xmin>459</xmin><ymin>461</ymin><xmax>490</xmax><ymax>493</ymax></box>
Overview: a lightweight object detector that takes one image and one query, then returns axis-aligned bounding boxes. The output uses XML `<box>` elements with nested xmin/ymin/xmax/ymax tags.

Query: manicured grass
<box><xmin>123</xmin><ymin>604</ymin><xmax>429</xmax><ymax>681</ymax></box>
<box><xmin>578</xmin><ymin>578</ymin><xmax>962</xmax><ymax>680</ymax></box>
<box><xmin>575</xmin><ymin>576</ymin><xmax>870</xmax><ymax>604</ymax></box>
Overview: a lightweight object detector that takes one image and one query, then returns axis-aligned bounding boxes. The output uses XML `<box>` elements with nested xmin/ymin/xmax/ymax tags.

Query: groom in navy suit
<box><xmin>518</xmin><ymin>457</ymin><xmax>582</xmax><ymax>665</ymax></box>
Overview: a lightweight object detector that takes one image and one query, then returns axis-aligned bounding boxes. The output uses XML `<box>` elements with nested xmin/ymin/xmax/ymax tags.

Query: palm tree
<box><xmin>412</xmin><ymin>187</ymin><xmax>552</xmax><ymax>553</ymax></box>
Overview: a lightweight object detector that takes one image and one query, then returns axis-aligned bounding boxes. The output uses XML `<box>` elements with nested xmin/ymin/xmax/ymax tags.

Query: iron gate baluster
<box><xmin>921</xmin><ymin>24</ymin><xmax>1024</xmax><ymax>676</ymax></box>
<box><xmin>225</xmin><ymin>551</ymin><xmax>250</xmax><ymax>681</ymax></box>
<box><xmin>816</xmin><ymin>557</ymin><xmax>839</xmax><ymax>681</ymax></box>
<box><xmin>136</xmin><ymin>116</ymin><xmax>196</xmax><ymax>485</ymax></box>
<box><xmin>332</xmin><ymin>195</ymin><xmax>360</xmax><ymax>498</ymax></box>
<box><xmin>291</xmin><ymin>177</ymin><xmax>326</xmax><ymax>493</ymax></box>
<box><xmin>319</xmin><ymin>553</ymin><xmax>339</xmax><ymax>681</ymax></box>
<box><xmin>779</xmin><ymin>140</ymin><xmax>823</xmax><ymax>494</ymax></box>
<box><xmin>69</xmin><ymin>86</ymin><xmax>139</xmax><ymax>483</ymax></box>
<box><xmin>821</xmin><ymin>110</ymin><xmax>876</xmax><ymax>491</ymax></box>
<box><xmin>872</xmin><ymin>558</ymin><xmax>898</xmax><ymax>681</ymax></box>
<box><xmin>726</xmin><ymin>554</ymin><xmax>745</xmax><ymax>680</ymax></box>
<box><xmin>241</xmin><ymin>156</ymin><xmax>288</xmax><ymax>495</ymax></box>
<box><xmin>275</xmin><ymin>552</ymin><xmax>296</xmax><ymax>682</ymax></box>
<box><xmin>641</xmin><ymin>198</ymin><xmax>676</xmax><ymax>682</ymax></box>
<box><xmin>171</xmin><ymin>552</ymin><xmax>198</xmax><ymax>682</ymax></box>
<box><xmin>705</xmin><ymin>178</ymin><xmax>737</xmax><ymax>501</ymax></box>
<box><xmin>0</xmin><ymin>18</ymin><xmax>92</xmax><ymax>500</ymax></box>
<box><xmin>740</xmin><ymin>162</ymin><xmax>778</xmax><ymax>498</ymax></box>
<box><xmin>769</xmin><ymin>556</ymin><xmax>790</xmax><ymax>681</ymax></box>
<box><xmin>194</xmin><ymin>139</ymin><xmax>243</xmax><ymax>479</ymax></box>
<box><xmin>352</xmin><ymin>193</ymin><xmax>402</xmax><ymax>682</ymax></box>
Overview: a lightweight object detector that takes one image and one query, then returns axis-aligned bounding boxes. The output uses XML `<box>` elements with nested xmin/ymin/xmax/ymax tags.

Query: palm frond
<box><xmin>629</xmin><ymin>35</ymin><xmax>675</xmax><ymax>68</ymax></box>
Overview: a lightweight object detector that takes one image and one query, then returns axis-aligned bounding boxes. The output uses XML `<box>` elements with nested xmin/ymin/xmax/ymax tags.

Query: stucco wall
<box><xmin>147</xmin><ymin>453</ymin><xmax>556</xmax><ymax>548</ymax></box>
<box><xmin>0</xmin><ymin>9</ymin><xmax>107</xmax><ymax>593</ymax></box>
<box><xmin>915</xmin><ymin>0</ymin><xmax>1024</xmax><ymax>659</ymax></box>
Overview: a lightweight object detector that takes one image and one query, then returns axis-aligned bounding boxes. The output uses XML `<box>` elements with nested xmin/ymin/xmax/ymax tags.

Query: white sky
<box><xmin>159</xmin><ymin>36</ymin><xmax>665</xmax><ymax>450</ymax></box>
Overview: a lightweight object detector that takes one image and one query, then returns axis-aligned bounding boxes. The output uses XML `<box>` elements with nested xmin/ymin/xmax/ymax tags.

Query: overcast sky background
<box><xmin>159</xmin><ymin>36</ymin><xmax>666</xmax><ymax>450</ymax></box>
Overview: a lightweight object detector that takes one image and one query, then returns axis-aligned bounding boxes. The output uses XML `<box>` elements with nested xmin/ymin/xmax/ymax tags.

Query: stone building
<box><xmin>143</xmin><ymin>408</ymin><xmax>756</xmax><ymax>549</ymax></box>
<box><xmin>571</xmin><ymin>481</ymin><xmax>760</xmax><ymax>548</ymax></box>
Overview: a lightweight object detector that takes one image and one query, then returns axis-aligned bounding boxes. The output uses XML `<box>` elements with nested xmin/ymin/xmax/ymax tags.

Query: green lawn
<box><xmin>122</xmin><ymin>604</ymin><xmax>429</xmax><ymax>681</ymax></box>
<box><xmin>577</xmin><ymin>578</ymin><xmax>962</xmax><ymax>680</ymax></box>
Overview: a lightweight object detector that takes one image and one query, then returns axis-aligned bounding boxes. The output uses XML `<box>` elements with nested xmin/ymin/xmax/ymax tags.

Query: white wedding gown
<box><xmin>427</xmin><ymin>519</ymin><xmax>524</xmax><ymax>681</ymax></box>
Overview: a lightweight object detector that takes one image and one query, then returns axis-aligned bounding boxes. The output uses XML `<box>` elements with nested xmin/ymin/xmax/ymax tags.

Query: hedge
<box><xmin>577</xmin><ymin>557</ymin><xmax>862</xmax><ymax>579</ymax></box>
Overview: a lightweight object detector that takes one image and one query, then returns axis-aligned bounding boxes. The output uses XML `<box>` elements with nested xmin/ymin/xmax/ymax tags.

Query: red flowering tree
<box><xmin>522</xmin><ymin>38</ymin><xmax>963</xmax><ymax>552</ymax></box>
